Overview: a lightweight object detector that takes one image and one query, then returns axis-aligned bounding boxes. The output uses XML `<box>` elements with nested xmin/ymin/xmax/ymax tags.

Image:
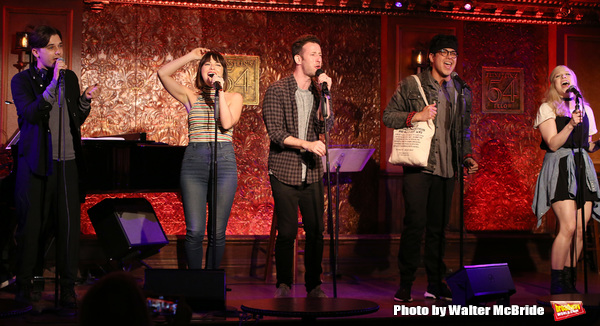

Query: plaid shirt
<box><xmin>262</xmin><ymin>74</ymin><xmax>332</xmax><ymax>186</ymax></box>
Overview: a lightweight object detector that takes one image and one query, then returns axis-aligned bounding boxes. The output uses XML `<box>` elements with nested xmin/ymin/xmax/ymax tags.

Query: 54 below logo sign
<box><xmin>551</xmin><ymin>301</ymin><xmax>585</xmax><ymax>321</ymax></box>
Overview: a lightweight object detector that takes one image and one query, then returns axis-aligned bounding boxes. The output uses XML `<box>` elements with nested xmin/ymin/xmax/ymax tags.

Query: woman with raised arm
<box><xmin>158</xmin><ymin>49</ymin><xmax>243</xmax><ymax>269</ymax></box>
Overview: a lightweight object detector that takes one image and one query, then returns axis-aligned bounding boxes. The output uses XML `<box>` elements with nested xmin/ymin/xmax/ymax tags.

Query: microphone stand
<box><xmin>573</xmin><ymin>94</ymin><xmax>588</xmax><ymax>294</ymax></box>
<box><xmin>456</xmin><ymin>83</ymin><xmax>466</xmax><ymax>269</ymax></box>
<box><xmin>334</xmin><ymin>153</ymin><xmax>344</xmax><ymax>291</ymax></box>
<box><xmin>208</xmin><ymin>82</ymin><xmax>221</xmax><ymax>270</ymax></box>
<box><xmin>321</xmin><ymin>90</ymin><xmax>336</xmax><ymax>298</ymax></box>
<box><xmin>54</xmin><ymin>72</ymin><xmax>64</xmax><ymax>310</ymax></box>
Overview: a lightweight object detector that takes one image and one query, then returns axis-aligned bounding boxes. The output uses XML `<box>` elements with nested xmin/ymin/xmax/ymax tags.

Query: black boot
<box><xmin>31</xmin><ymin>276</ymin><xmax>44</xmax><ymax>302</ymax></box>
<box><xmin>15</xmin><ymin>281</ymin><xmax>32</xmax><ymax>305</ymax></box>
<box><xmin>563</xmin><ymin>267</ymin><xmax>579</xmax><ymax>294</ymax></box>
<box><xmin>551</xmin><ymin>269</ymin><xmax>565</xmax><ymax>294</ymax></box>
<box><xmin>60</xmin><ymin>284</ymin><xmax>78</xmax><ymax>310</ymax></box>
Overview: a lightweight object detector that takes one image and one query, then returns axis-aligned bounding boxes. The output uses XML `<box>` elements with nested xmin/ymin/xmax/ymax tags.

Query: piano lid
<box><xmin>82</xmin><ymin>135</ymin><xmax>185</xmax><ymax>193</ymax></box>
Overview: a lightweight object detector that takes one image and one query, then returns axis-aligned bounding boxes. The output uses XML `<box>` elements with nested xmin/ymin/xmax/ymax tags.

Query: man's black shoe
<box><xmin>424</xmin><ymin>282</ymin><xmax>452</xmax><ymax>301</ymax></box>
<box><xmin>60</xmin><ymin>287</ymin><xmax>78</xmax><ymax>310</ymax></box>
<box><xmin>394</xmin><ymin>286</ymin><xmax>413</xmax><ymax>302</ymax></box>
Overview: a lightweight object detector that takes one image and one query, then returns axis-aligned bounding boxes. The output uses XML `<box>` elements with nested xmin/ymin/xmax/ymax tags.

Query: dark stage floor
<box><xmin>1</xmin><ymin>269</ymin><xmax>600</xmax><ymax>325</ymax></box>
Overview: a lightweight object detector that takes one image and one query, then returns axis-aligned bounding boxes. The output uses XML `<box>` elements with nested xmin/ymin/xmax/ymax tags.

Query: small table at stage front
<box><xmin>240</xmin><ymin>297</ymin><xmax>379</xmax><ymax>323</ymax></box>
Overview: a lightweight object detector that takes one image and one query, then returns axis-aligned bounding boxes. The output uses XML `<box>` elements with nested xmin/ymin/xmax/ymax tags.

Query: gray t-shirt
<box><xmin>295</xmin><ymin>87</ymin><xmax>314</xmax><ymax>181</ymax></box>
<box><xmin>431</xmin><ymin>80</ymin><xmax>455</xmax><ymax>178</ymax></box>
<box><xmin>45</xmin><ymin>77</ymin><xmax>75</xmax><ymax>161</ymax></box>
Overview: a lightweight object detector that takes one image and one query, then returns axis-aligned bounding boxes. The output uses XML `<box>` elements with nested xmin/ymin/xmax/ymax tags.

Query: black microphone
<box><xmin>207</xmin><ymin>73</ymin><xmax>222</xmax><ymax>90</ymax></box>
<box><xmin>451</xmin><ymin>72</ymin><xmax>471</xmax><ymax>91</ymax></box>
<box><xmin>566</xmin><ymin>85</ymin><xmax>581</xmax><ymax>96</ymax></box>
<box><xmin>315</xmin><ymin>69</ymin><xmax>329</xmax><ymax>95</ymax></box>
<box><xmin>57</xmin><ymin>58</ymin><xmax>65</xmax><ymax>80</ymax></box>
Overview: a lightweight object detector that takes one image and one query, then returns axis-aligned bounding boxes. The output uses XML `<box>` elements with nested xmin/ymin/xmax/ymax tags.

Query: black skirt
<box><xmin>551</xmin><ymin>154</ymin><xmax>599</xmax><ymax>207</ymax></box>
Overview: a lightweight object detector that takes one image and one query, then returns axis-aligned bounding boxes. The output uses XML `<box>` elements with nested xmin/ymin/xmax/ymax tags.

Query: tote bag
<box><xmin>388</xmin><ymin>75</ymin><xmax>435</xmax><ymax>167</ymax></box>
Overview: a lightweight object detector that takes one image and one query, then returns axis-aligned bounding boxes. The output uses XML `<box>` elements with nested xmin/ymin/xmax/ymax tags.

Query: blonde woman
<box><xmin>533</xmin><ymin>65</ymin><xmax>600</xmax><ymax>294</ymax></box>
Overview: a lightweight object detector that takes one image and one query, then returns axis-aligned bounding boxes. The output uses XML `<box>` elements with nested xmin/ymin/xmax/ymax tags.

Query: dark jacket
<box><xmin>11</xmin><ymin>64</ymin><xmax>90</xmax><ymax>178</ymax></box>
<box><xmin>382</xmin><ymin>67</ymin><xmax>473</xmax><ymax>173</ymax></box>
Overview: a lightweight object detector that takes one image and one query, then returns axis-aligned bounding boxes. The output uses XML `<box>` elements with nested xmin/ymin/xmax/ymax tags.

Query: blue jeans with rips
<box><xmin>180</xmin><ymin>142</ymin><xmax>237</xmax><ymax>269</ymax></box>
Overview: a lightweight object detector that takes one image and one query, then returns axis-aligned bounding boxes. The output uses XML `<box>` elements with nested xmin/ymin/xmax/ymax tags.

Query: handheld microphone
<box><xmin>566</xmin><ymin>85</ymin><xmax>581</xmax><ymax>96</ymax></box>
<box><xmin>57</xmin><ymin>58</ymin><xmax>66</xmax><ymax>80</ymax></box>
<box><xmin>207</xmin><ymin>73</ymin><xmax>222</xmax><ymax>90</ymax></box>
<box><xmin>315</xmin><ymin>69</ymin><xmax>329</xmax><ymax>95</ymax></box>
<box><xmin>450</xmin><ymin>72</ymin><xmax>471</xmax><ymax>91</ymax></box>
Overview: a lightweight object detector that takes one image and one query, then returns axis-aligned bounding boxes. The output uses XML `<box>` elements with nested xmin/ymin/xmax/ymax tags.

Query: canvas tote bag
<box><xmin>388</xmin><ymin>75</ymin><xmax>435</xmax><ymax>167</ymax></box>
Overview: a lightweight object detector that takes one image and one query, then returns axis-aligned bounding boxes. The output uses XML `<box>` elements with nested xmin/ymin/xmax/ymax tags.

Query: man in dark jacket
<box><xmin>11</xmin><ymin>25</ymin><xmax>98</xmax><ymax>310</ymax></box>
<box><xmin>383</xmin><ymin>34</ymin><xmax>478</xmax><ymax>302</ymax></box>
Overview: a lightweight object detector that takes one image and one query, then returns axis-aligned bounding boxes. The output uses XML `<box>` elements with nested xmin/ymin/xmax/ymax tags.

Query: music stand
<box><xmin>322</xmin><ymin>148</ymin><xmax>374</xmax><ymax>174</ymax></box>
<box><xmin>321</xmin><ymin>147</ymin><xmax>374</xmax><ymax>298</ymax></box>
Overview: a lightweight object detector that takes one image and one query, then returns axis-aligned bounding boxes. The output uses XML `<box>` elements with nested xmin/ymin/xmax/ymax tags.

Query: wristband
<box><xmin>406</xmin><ymin>111</ymin><xmax>417</xmax><ymax>128</ymax></box>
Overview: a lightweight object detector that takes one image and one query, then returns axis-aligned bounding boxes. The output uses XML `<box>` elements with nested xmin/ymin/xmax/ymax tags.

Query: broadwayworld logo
<box><xmin>551</xmin><ymin>301</ymin><xmax>586</xmax><ymax>321</ymax></box>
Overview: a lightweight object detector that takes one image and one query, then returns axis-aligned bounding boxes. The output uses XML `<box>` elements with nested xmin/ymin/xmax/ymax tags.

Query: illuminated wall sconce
<box><xmin>412</xmin><ymin>49</ymin><xmax>428</xmax><ymax>74</ymax></box>
<box><xmin>84</xmin><ymin>0</ymin><xmax>110</xmax><ymax>12</ymax></box>
<box><xmin>14</xmin><ymin>32</ymin><xmax>31</xmax><ymax>72</ymax></box>
<box><xmin>463</xmin><ymin>0</ymin><xmax>474</xmax><ymax>11</ymax></box>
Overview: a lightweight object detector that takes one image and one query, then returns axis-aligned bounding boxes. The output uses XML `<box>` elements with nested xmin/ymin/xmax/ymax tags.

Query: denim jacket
<box><xmin>382</xmin><ymin>67</ymin><xmax>473</xmax><ymax>173</ymax></box>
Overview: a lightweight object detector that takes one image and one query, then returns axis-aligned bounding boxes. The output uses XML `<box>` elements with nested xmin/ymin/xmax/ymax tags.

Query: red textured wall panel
<box><xmin>462</xmin><ymin>22</ymin><xmax>547</xmax><ymax>231</ymax></box>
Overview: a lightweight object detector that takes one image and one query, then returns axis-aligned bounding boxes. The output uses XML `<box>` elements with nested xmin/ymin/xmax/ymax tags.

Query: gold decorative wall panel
<box><xmin>225</xmin><ymin>55</ymin><xmax>260</xmax><ymax>105</ymax></box>
<box><xmin>81</xmin><ymin>4</ymin><xmax>381</xmax><ymax>235</ymax></box>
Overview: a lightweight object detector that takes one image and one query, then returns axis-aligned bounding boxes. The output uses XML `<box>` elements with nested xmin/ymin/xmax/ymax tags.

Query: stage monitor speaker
<box><xmin>144</xmin><ymin>269</ymin><xmax>226</xmax><ymax>312</ymax></box>
<box><xmin>446</xmin><ymin>263</ymin><xmax>516</xmax><ymax>306</ymax></box>
<box><xmin>88</xmin><ymin>198</ymin><xmax>169</xmax><ymax>262</ymax></box>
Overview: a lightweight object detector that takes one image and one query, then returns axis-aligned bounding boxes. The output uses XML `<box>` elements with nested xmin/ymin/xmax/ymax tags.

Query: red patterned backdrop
<box><xmin>462</xmin><ymin>22</ymin><xmax>547</xmax><ymax>231</ymax></box>
<box><xmin>77</xmin><ymin>4</ymin><xmax>554</xmax><ymax>235</ymax></box>
<box><xmin>79</xmin><ymin>4</ymin><xmax>381</xmax><ymax>235</ymax></box>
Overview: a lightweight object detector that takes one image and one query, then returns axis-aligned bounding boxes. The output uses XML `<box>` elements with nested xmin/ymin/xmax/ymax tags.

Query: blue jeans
<box><xmin>180</xmin><ymin>142</ymin><xmax>237</xmax><ymax>269</ymax></box>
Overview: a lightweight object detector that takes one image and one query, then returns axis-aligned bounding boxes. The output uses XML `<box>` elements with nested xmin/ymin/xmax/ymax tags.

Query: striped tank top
<box><xmin>188</xmin><ymin>88</ymin><xmax>233</xmax><ymax>142</ymax></box>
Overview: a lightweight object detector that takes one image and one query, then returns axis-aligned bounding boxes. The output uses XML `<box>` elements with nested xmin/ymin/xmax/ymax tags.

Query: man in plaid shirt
<box><xmin>262</xmin><ymin>34</ymin><xmax>333</xmax><ymax>298</ymax></box>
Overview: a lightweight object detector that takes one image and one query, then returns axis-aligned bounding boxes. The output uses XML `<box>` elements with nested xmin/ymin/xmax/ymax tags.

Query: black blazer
<box><xmin>10</xmin><ymin>64</ymin><xmax>90</xmax><ymax>177</ymax></box>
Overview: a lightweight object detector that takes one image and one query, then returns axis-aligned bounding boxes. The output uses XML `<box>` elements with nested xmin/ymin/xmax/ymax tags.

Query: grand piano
<box><xmin>82</xmin><ymin>133</ymin><xmax>185</xmax><ymax>261</ymax></box>
<box><xmin>81</xmin><ymin>133</ymin><xmax>185</xmax><ymax>193</ymax></box>
<box><xmin>0</xmin><ymin>133</ymin><xmax>184</xmax><ymax>266</ymax></box>
<box><xmin>1</xmin><ymin>132</ymin><xmax>185</xmax><ymax>193</ymax></box>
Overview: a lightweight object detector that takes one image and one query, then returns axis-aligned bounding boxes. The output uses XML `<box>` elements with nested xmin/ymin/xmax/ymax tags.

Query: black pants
<box><xmin>270</xmin><ymin>175</ymin><xmax>324</xmax><ymax>292</ymax></box>
<box><xmin>15</xmin><ymin>159</ymin><xmax>80</xmax><ymax>288</ymax></box>
<box><xmin>398</xmin><ymin>170</ymin><xmax>454</xmax><ymax>287</ymax></box>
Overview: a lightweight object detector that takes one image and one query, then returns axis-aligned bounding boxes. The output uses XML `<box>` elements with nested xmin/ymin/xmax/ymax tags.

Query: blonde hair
<box><xmin>543</xmin><ymin>65</ymin><xmax>579</xmax><ymax>116</ymax></box>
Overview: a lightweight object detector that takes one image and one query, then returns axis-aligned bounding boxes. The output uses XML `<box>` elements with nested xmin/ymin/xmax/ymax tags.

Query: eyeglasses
<box><xmin>437</xmin><ymin>49</ymin><xmax>458</xmax><ymax>59</ymax></box>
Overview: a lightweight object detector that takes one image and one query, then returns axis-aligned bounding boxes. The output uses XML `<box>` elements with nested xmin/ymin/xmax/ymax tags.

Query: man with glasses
<box><xmin>383</xmin><ymin>34</ymin><xmax>478</xmax><ymax>302</ymax></box>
